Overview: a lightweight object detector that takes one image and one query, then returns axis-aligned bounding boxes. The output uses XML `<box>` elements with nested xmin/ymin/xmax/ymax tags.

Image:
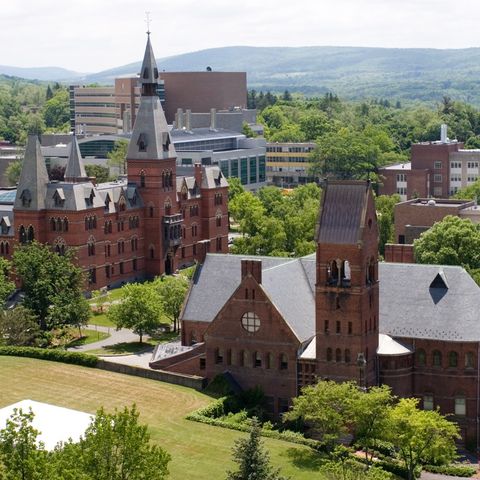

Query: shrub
<box><xmin>423</xmin><ymin>464</ymin><xmax>476</xmax><ymax>477</ymax></box>
<box><xmin>0</xmin><ymin>346</ymin><xmax>98</xmax><ymax>367</ymax></box>
<box><xmin>375</xmin><ymin>459</ymin><xmax>420</xmax><ymax>479</ymax></box>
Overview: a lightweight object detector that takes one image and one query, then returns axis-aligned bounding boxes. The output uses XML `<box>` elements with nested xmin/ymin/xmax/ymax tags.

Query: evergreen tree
<box><xmin>226</xmin><ymin>418</ymin><xmax>288</xmax><ymax>480</ymax></box>
<box><xmin>45</xmin><ymin>85</ymin><xmax>53</xmax><ymax>101</ymax></box>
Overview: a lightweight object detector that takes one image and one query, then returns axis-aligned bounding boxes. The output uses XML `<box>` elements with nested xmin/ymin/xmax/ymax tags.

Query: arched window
<box><xmin>448</xmin><ymin>351</ymin><xmax>458</xmax><ymax>368</ymax></box>
<box><xmin>27</xmin><ymin>226</ymin><xmax>34</xmax><ymax>243</ymax></box>
<box><xmin>5</xmin><ymin>242</ymin><xmax>9</xmax><ymax>255</ymax></box>
<box><xmin>162</xmin><ymin>172</ymin><xmax>166</xmax><ymax>188</ymax></box>
<box><xmin>63</xmin><ymin>218</ymin><xmax>68</xmax><ymax>232</ymax></box>
<box><xmin>344</xmin><ymin>349</ymin><xmax>351</xmax><ymax>363</ymax></box>
<box><xmin>417</xmin><ymin>348</ymin><xmax>426</xmax><ymax>367</ymax></box>
<box><xmin>341</xmin><ymin>260</ymin><xmax>351</xmax><ymax>287</ymax></box>
<box><xmin>327</xmin><ymin>260</ymin><xmax>339</xmax><ymax>286</ymax></box>
<box><xmin>149</xmin><ymin>245</ymin><xmax>155</xmax><ymax>259</ymax></box>
<box><xmin>56</xmin><ymin>218</ymin><xmax>62</xmax><ymax>232</ymax></box>
<box><xmin>0</xmin><ymin>243</ymin><xmax>4</xmax><ymax>255</ymax></box>
<box><xmin>433</xmin><ymin>350</ymin><xmax>442</xmax><ymax>367</ymax></box>
<box><xmin>164</xmin><ymin>199</ymin><xmax>171</xmax><ymax>216</ymax></box>
<box><xmin>266</xmin><ymin>352</ymin><xmax>273</xmax><ymax>369</ymax></box>
<box><xmin>465</xmin><ymin>352</ymin><xmax>475</xmax><ymax>369</ymax></box>
<box><xmin>335</xmin><ymin>348</ymin><xmax>342</xmax><ymax>362</ymax></box>
<box><xmin>140</xmin><ymin>170</ymin><xmax>146</xmax><ymax>188</ymax></box>
<box><xmin>326</xmin><ymin>348</ymin><xmax>332</xmax><ymax>361</ymax></box>
<box><xmin>149</xmin><ymin>206</ymin><xmax>154</xmax><ymax>218</ymax></box>
<box><xmin>216</xmin><ymin>214</ymin><xmax>222</xmax><ymax>227</ymax></box>
<box><xmin>51</xmin><ymin>218</ymin><xmax>56</xmax><ymax>231</ymax></box>
<box><xmin>254</xmin><ymin>351</ymin><xmax>262</xmax><ymax>368</ymax></box>
<box><xmin>19</xmin><ymin>226</ymin><xmax>26</xmax><ymax>244</ymax></box>
<box><xmin>279</xmin><ymin>353</ymin><xmax>288</xmax><ymax>370</ymax></box>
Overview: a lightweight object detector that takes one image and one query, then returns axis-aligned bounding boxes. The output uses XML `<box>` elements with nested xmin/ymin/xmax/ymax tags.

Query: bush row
<box><xmin>0</xmin><ymin>346</ymin><xmax>98</xmax><ymax>367</ymax></box>
<box><xmin>423</xmin><ymin>464</ymin><xmax>477</xmax><ymax>477</ymax></box>
<box><xmin>186</xmin><ymin>409</ymin><xmax>322</xmax><ymax>448</ymax></box>
<box><xmin>375</xmin><ymin>459</ymin><xmax>418</xmax><ymax>479</ymax></box>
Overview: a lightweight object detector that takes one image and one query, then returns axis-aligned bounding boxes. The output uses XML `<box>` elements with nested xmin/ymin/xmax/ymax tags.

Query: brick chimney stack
<box><xmin>241</xmin><ymin>259</ymin><xmax>262</xmax><ymax>284</ymax></box>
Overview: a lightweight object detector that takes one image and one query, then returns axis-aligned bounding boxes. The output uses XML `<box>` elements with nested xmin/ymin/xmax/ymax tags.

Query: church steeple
<box><xmin>127</xmin><ymin>32</ymin><xmax>176</xmax><ymax>161</ymax></box>
<box><xmin>64</xmin><ymin>135</ymin><xmax>88</xmax><ymax>182</ymax></box>
<box><xmin>14</xmin><ymin>135</ymin><xmax>49</xmax><ymax>210</ymax></box>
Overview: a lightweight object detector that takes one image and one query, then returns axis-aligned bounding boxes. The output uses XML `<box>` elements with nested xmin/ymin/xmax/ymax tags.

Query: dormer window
<box><xmin>0</xmin><ymin>217</ymin><xmax>10</xmax><ymax>235</ymax></box>
<box><xmin>137</xmin><ymin>133</ymin><xmax>147</xmax><ymax>152</ymax></box>
<box><xmin>85</xmin><ymin>189</ymin><xmax>95</xmax><ymax>207</ymax></box>
<box><xmin>104</xmin><ymin>194</ymin><xmax>111</xmax><ymax>212</ymax></box>
<box><xmin>53</xmin><ymin>188</ymin><xmax>65</xmax><ymax>207</ymax></box>
<box><xmin>143</xmin><ymin>68</ymin><xmax>149</xmax><ymax>79</ymax></box>
<box><xmin>118</xmin><ymin>197</ymin><xmax>126</xmax><ymax>212</ymax></box>
<box><xmin>20</xmin><ymin>189</ymin><xmax>32</xmax><ymax>208</ymax></box>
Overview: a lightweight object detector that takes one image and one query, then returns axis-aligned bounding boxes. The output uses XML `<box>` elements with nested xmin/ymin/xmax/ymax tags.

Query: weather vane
<box><xmin>145</xmin><ymin>11</ymin><xmax>152</xmax><ymax>35</ymax></box>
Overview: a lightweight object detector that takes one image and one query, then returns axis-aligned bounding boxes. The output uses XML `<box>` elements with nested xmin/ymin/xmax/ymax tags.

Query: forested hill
<box><xmin>3</xmin><ymin>45</ymin><xmax>480</xmax><ymax>104</ymax></box>
<box><xmin>83</xmin><ymin>45</ymin><xmax>480</xmax><ymax>104</ymax></box>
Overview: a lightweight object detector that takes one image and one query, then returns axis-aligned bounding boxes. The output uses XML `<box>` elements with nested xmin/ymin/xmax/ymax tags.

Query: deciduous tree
<box><xmin>154</xmin><ymin>275</ymin><xmax>189</xmax><ymax>333</ymax></box>
<box><xmin>107</xmin><ymin>139</ymin><xmax>129</xmax><ymax>175</ymax></box>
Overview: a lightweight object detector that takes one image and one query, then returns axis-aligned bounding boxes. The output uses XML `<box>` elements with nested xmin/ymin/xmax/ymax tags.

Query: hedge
<box><xmin>186</xmin><ymin>397</ymin><xmax>324</xmax><ymax>449</ymax></box>
<box><xmin>423</xmin><ymin>464</ymin><xmax>476</xmax><ymax>477</ymax></box>
<box><xmin>0</xmin><ymin>346</ymin><xmax>98</xmax><ymax>367</ymax></box>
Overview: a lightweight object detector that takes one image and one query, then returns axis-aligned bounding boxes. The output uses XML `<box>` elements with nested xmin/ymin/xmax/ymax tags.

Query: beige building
<box><xmin>266</xmin><ymin>142</ymin><xmax>316</xmax><ymax>186</ymax></box>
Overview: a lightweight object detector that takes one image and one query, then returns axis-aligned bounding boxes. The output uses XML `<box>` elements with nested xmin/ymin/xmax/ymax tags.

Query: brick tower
<box><xmin>126</xmin><ymin>32</ymin><xmax>181</xmax><ymax>276</ymax></box>
<box><xmin>315</xmin><ymin>180</ymin><xmax>379</xmax><ymax>387</ymax></box>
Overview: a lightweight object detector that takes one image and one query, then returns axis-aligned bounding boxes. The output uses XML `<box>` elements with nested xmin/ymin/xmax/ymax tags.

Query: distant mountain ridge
<box><xmin>0</xmin><ymin>65</ymin><xmax>85</xmax><ymax>82</ymax></box>
<box><xmin>3</xmin><ymin>45</ymin><xmax>480</xmax><ymax>104</ymax></box>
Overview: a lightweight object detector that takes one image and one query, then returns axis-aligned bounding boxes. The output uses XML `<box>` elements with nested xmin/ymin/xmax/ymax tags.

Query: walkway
<box><xmin>67</xmin><ymin>325</ymin><xmax>140</xmax><ymax>353</ymax></box>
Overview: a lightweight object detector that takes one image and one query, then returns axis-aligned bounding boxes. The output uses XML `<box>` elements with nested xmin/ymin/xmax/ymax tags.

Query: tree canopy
<box><xmin>13</xmin><ymin>242</ymin><xmax>89</xmax><ymax>331</ymax></box>
<box><xmin>107</xmin><ymin>139</ymin><xmax>129</xmax><ymax>176</ymax></box>
<box><xmin>153</xmin><ymin>275</ymin><xmax>189</xmax><ymax>333</ymax></box>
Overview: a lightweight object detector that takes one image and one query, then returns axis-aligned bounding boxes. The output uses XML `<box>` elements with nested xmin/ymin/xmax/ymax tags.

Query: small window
<box><xmin>417</xmin><ymin>349</ymin><xmax>426</xmax><ymax>367</ymax></box>
<box><xmin>465</xmin><ymin>352</ymin><xmax>475</xmax><ymax>369</ymax></box>
<box><xmin>324</xmin><ymin>320</ymin><xmax>329</xmax><ymax>333</ymax></box>
<box><xmin>423</xmin><ymin>395</ymin><xmax>434</xmax><ymax>411</ymax></box>
<box><xmin>254</xmin><ymin>351</ymin><xmax>262</xmax><ymax>368</ymax></box>
<box><xmin>215</xmin><ymin>348</ymin><xmax>223</xmax><ymax>364</ymax></box>
<box><xmin>434</xmin><ymin>161</ymin><xmax>442</xmax><ymax>170</ymax></box>
<box><xmin>348</xmin><ymin>322</ymin><xmax>352</xmax><ymax>335</ymax></box>
<box><xmin>448</xmin><ymin>351</ymin><xmax>458</xmax><ymax>368</ymax></box>
<box><xmin>241</xmin><ymin>312</ymin><xmax>260</xmax><ymax>333</ymax></box>
<box><xmin>336</xmin><ymin>321</ymin><xmax>341</xmax><ymax>334</ymax></box>
<box><xmin>266</xmin><ymin>352</ymin><xmax>273</xmax><ymax>369</ymax></box>
<box><xmin>455</xmin><ymin>397</ymin><xmax>466</xmax><ymax>416</ymax></box>
<box><xmin>326</xmin><ymin>348</ymin><xmax>332</xmax><ymax>362</ymax></box>
<box><xmin>279</xmin><ymin>353</ymin><xmax>288</xmax><ymax>370</ymax></box>
<box><xmin>335</xmin><ymin>348</ymin><xmax>341</xmax><ymax>362</ymax></box>
<box><xmin>344</xmin><ymin>349</ymin><xmax>351</xmax><ymax>363</ymax></box>
<box><xmin>433</xmin><ymin>350</ymin><xmax>442</xmax><ymax>367</ymax></box>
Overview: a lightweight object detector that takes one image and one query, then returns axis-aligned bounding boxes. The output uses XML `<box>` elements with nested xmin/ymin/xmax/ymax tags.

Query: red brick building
<box><xmin>156</xmin><ymin>180</ymin><xmax>480</xmax><ymax>447</ymax></box>
<box><xmin>0</xmin><ymin>35</ymin><xmax>229</xmax><ymax>289</ymax></box>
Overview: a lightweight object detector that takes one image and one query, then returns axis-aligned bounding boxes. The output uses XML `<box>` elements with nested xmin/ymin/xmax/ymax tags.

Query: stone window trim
<box><xmin>241</xmin><ymin>311</ymin><xmax>260</xmax><ymax>333</ymax></box>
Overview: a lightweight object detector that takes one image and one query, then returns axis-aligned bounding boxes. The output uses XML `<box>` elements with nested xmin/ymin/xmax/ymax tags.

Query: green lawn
<box><xmin>86</xmin><ymin>341</ymin><xmax>155</xmax><ymax>356</ymax></box>
<box><xmin>66</xmin><ymin>329</ymin><xmax>110</xmax><ymax>347</ymax></box>
<box><xmin>0</xmin><ymin>357</ymin><xmax>324</xmax><ymax>479</ymax></box>
<box><xmin>89</xmin><ymin>312</ymin><xmax>116</xmax><ymax>328</ymax></box>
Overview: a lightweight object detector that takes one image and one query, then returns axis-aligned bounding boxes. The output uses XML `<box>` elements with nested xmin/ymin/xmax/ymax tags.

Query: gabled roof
<box><xmin>182</xmin><ymin>254</ymin><xmax>316</xmax><ymax>343</ymax></box>
<box><xmin>14</xmin><ymin>135</ymin><xmax>49</xmax><ymax>210</ymax></box>
<box><xmin>315</xmin><ymin>180</ymin><xmax>371</xmax><ymax>245</ymax></box>
<box><xmin>202</xmin><ymin>165</ymin><xmax>228</xmax><ymax>189</ymax></box>
<box><xmin>64</xmin><ymin>135</ymin><xmax>87</xmax><ymax>182</ymax></box>
<box><xmin>379</xmin><ymin>262</ymin><xmax>480</xmax><ymax>342</ymax></box>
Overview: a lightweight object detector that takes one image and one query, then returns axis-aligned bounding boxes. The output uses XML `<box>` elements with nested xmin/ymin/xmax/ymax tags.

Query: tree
<box><xmin>107</xmin><ymin>139</ymin><xmax>129</xmax><ymax>176</ymax></box>
<box><xmin>85</xmin><ymin>164</ymin><xmax>110</xmax><ymax>183</ymax></box>
<box><xmin>42</xmin><ymin>89</ymin><xmax>69</xmax><ymax>129</ymax></box>
<box><xmin>13</xmin><ymin>242</ymin><xmax>89</xmax><ymax>331</ymax></box>
<box><xmin>6</xmin><ymin>160</ymin><xmax>22</xmax><ymax>186</ymax></box>
<box><xmin>0</xmin><ymin>257</ymin><xmax>14</xmax><ymax>304</ymax></box>
<box><xmin>0</xmin><ymin>408</ymin><xmax>49</xmax><ymax>480</ymax></box>
<box><xmin>241</xmin><ymin>121</ymin><xmax>256</xmax><ymax>138</ymax></box>
<box><xmin>107</xmin><ymin>282</ymin><xmax>162</xmax><ymax>342</ymax></box>
<box><xmin>414</xmin><ymin>215</ymin><xmax>480</xmax><ymax>270</ymax></box>
<box><xmin>154</xmin><ymin>275</ymin><xmax>189</xmax><ymax>333</ymax></box>
<box><xmin>226</xmin><ymin>418</ymin><xmax>288</xmax><ymax>480</ymax></box>
<box><xmin>226</xmin><ymin>176</ymin><xmax>245</xmax><ymax>202</ymax></box>
<box><xmin>0</xmin><ymin>307</ymin><xmax>40</xmax><ymax>346</ymax></box>
<box><xmin>74</xmin><ymin>405</ymin><xmax>170</xmax><ymax>480</ymax></box>
<box><xmin>375</xmin><ymin>194</ymin><xmax>401</xmax><ymax>256</ymax></box>
<box><xmin>283</xmin><ymin>380</ymin><xmax>359</xmax><ymax>448</ymax></box>
<box><xmin>386</xmin><ymin>398</ymin><xmax>459</xmax><ymax>480</ymax></box>
<box><xmin>45</xmin><ymin>85</ymin><xmax>53</xmax><ymax>101</ymax></box>
<box><xmin>49</xmin><ymin>165</ymin><xmax>65</xmax><ymax>181</ymax></box>
<box><xmin>350</xmin><ymin>385</ymin><xmax>394</xmax><ymax>464</ymax></box>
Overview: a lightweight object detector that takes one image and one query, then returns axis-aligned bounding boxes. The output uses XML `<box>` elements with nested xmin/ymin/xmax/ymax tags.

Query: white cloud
<box><xmin>1</xmin><ymin>0</ymin><xmax>479</xmax><ymax>72</ymax></box>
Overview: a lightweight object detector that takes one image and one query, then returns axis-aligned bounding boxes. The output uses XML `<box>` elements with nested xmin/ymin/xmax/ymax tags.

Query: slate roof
<box><xmin>182</xmin><ymin>254</ymin><xmax>316</xmax><ymax>343</ymax></box>
<box><xmin>183</xmin><ymin>254</ymin><xmax>480</xmax><ymax>350</ymax></box>
<box><xmin>64</xmin><ymin>136</ymin><xmax>87</xmax><ymax>181</ymax></box>
<box><xmin>139</xmin><ymin>34</ymin><xmax>159</xmax><ymax>85</ymax></box>
<box><xmin>316</xmin><ymin>181</ymin><xmax>370</xmax><ymax>245</ymax></box>
<box><xmin>14</xmin><ymin>136</ymin><xmax>49</xmax><ymax>210</ymax></box>
<box><xmin>44</xmin><ymin>182</ymin><xmax>104</xmax><ymax>211</ymax></box>
<box><xmin>379</xmin><ymin>263</ymin><xmax>480</xmax><ymax>342</ymax></box>
<box><xmin>202</xmin><ymin>166</ymin><xmax>228</xmax><ymax>189</ymax></box>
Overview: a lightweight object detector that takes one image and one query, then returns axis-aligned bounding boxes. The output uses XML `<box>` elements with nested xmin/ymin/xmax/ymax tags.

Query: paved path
<box><xmin>67</xmin><ymin>325</ymin><xmax>140</xmax><ymax>352</ymax></box>
<box><xmin>99</xmin><ymin>350</ymin><xmax>154</xmax><ymax>369</ymax></box>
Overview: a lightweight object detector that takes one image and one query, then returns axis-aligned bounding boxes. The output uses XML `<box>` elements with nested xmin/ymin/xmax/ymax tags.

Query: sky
<box><xmin>2</xmin><ymin>0</ymin><xmax>480</xmax><ymax>73</ymax></box>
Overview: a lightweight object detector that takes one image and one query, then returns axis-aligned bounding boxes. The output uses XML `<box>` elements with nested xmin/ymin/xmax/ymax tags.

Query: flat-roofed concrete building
<box><xmin>266</xmin><ymin>142</ymin><xmax>316</xmax><ymax>186</ymax></box>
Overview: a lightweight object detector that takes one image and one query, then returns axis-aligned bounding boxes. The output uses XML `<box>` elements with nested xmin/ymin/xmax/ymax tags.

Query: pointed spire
<box><xmin>14</xmin><ymin>135</ymin><xmax>49</xmax><ymax>210</ymax></box>
<box><xmin>139</xmin><ymin>33</ymin><xmax>159</xmax><ymax>91</ymax></box>
<box><xmin>127</xmin><ymin>33</ymin><xmax>176</xmax><ymax>161</ymax></box>
<box><xmin>64</xmin><ymin>135</ymin><xmax>88</xmax><ymax>182</ymax></box>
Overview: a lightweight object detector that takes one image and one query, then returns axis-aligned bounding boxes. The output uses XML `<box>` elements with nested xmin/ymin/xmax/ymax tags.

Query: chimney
<box><xmin>185</xmin><ymin>109</ymin><xmax>192</xmax><ymax>131</ymax></box>
<box><xmin>194</xmin><ymin>162</ymin><xmax>202</xmax><ymax>186</ymax></box>
<box><xmin>176</xmin><ymin>108</ymin><xmax>183</xmax><ymax>129</ymax></box>
<box><xmin>440</xmin><ymin>124</ymin><xmax>448</xmax><ymax>143</ymax></box>
<box><xmin>241</xmin><ymin>259</ymin><xmax>262</xmax><ymax>284</ymax></box>
<box><xmin>210</xmin><ymin>108</ymin><xmax>217</xmax><ymax>131</ymax></box>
